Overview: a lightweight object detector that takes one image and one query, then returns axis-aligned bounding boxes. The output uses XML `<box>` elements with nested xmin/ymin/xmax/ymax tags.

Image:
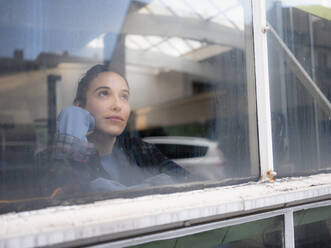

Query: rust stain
<box><xmin>0</xmin><ymin>188</ymin><xmax>63</xmax><ymax>204</ymax></box>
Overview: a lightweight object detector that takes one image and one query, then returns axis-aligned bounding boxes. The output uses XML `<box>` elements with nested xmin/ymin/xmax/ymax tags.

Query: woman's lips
<box><xmin>105</xmin><ymin>116</ymin><xmax>124</xmax><ymax>122</ymax></box>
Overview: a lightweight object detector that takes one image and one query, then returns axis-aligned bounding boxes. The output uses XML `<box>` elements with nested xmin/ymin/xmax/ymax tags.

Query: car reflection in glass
<box><xmin>143</xmin><ymin>136</ymin><xmax>225</xmax><ymax>180</ymax></box>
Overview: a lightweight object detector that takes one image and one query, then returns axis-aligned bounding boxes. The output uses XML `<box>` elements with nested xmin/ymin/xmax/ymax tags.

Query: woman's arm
<box><xmin>57</xmin><ymin>106</ymin><xmax>95</xmax><ymax>142</ymax></box>
<box><xmin>37</xmin><ymin>106</ymin><xmax>99</xmax><ymax>196</ymax></box>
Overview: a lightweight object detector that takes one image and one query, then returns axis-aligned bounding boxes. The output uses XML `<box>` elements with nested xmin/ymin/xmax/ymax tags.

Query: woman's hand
<box><xmin>57</xmin><ymin>106</ymin><xmax>95</xmax><ymax>142</ymax></box>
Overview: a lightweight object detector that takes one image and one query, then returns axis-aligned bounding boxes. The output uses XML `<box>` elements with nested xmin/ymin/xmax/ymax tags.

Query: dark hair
<box><xmin>74</xmin><ymin>64</ymin><xmax>128</xmax><ymax>106</ymax></box>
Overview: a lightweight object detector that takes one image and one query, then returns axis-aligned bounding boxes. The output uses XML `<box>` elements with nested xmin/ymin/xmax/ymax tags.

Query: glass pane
<box><xmin>266</xmin><ymin>1</ymin><xmax>331</xmax><ymax>176</ymax></box>
<box><xmin>0</xmin><ymin>0</ymin><xmax>258</xmax><ymax>212</ymax></box>
<box><xmin>128</xmin><ymin>216</ymin><xmax>285</xmax><ymax>248</ymax></box>
<box><xmin>294</xmin><ymin>205</ymin><xmax>331</xmax><ymax>247</ymax></box>
<box><xmin>143</xmin><ymin>143</ymin><xmax>209</xmax><ymax>159</ymax></box>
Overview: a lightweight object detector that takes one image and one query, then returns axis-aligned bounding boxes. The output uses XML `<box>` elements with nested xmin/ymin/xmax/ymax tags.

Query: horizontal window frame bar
<box><xmin>292</xmin><ymin>199</ymin><xmax>331</xmax><ymax>212</ymax></box>
<box><xmin>95</xmin><ymin>208</ymin><xmax>289</xmax><ymax>248</ymax></box>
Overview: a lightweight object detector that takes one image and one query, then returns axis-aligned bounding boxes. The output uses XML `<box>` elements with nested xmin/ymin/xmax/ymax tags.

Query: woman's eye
<box><xmin>121</xmin><ymin>94</ymin><xmax>129</xmax><ymax>101</ymax></box>
<box><xmin>98</xmin><ymin>91</ymin><xmax>108</xmax><ymax>97</ymax></box>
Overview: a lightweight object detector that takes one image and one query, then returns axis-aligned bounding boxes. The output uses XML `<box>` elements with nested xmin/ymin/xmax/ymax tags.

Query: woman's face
<box><xmin>84</xmin><ymin>72</ymin><xmax>131</xmax><ymax>137</ymax></box>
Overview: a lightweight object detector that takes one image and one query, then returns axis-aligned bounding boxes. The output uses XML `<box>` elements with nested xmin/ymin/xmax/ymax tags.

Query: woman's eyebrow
<box><xmin>122</xmin><ymin>89</ymin><xmax>130</xmax><ymax>95</ymax></box>
<box><xmin>93</xmin><ymin>86</ymin><xmax>110</xmax><ymax>92</ymax></box>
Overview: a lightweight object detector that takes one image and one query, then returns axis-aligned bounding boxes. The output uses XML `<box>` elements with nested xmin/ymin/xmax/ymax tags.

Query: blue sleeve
<box><xmin>57</xmin><ymin>106</ymin><xmax>95</xmax><ymax>142</ymax></box>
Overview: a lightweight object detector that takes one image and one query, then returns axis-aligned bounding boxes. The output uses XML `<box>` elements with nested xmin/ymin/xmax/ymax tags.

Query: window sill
<box><xmin>2</xmin><ymin>173</ymin><xmax>331</xmax><ymax>247</ymax></box>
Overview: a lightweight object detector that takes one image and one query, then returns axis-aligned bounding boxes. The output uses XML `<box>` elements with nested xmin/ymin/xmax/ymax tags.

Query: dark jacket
<box><xmin>36</xmin><ymin>133</ymin><xmax>188</xmax><ymax>196</ymax></box>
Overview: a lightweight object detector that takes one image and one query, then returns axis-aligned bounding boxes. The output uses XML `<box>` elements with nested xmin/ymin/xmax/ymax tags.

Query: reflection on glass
<box><xmin>128</xmin><ymin>216</ymin><xmax>284</xmax><ymax>248</ymax></box>
<box><xmin>294</xmin><ymin>205</ymin><xmax>331</xmax><ymax>247</ymax></box>
<box><xmin>0</xmin><ymin>0</ymin><xmax>258</xmax><ymax>211</ymax></box>
<box><xmin>266</xmin><ymin>1</ymin><xmax>331</xmax><ymax>176</ymax></box>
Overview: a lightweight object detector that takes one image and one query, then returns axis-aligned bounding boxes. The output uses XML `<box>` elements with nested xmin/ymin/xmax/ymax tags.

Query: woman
<box><xmin>39</xmin><ymin>64</ymin><xmax>188</xmax><ymax>196</ymax></box>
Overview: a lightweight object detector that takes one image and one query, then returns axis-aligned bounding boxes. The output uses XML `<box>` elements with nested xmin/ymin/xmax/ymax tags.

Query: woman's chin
<box><xmin>97</xmin><ymin>127</ymin><xmax>124</xmax><ymax>137</ymax></box>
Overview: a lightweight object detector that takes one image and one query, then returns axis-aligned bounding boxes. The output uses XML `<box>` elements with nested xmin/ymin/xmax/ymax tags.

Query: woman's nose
<box><xmin>109</xmin><ymin>96</ymin><xmax>121</xmax><ymax>111</ymax></box>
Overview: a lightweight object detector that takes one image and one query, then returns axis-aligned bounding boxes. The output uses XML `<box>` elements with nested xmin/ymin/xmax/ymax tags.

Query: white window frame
<box><xmin>1</xmin><ymin>1</ymin><xmax>331</xmax><ymax>248</ymax></box>
<box><xmin>252</xmin><ymin>0</ymin><xmax>275</xmax><ymax>180</ymax></box>
<box><xmin>2</xmin><ymin>173</ymin><xmax>331</xmax><ymax>248</ymax></box>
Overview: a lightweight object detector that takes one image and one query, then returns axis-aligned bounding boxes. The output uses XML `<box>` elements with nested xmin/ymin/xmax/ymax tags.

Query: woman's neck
<box><xmin>87</xmin><ymin>131</ymin><xmax>116</xmax><ymax>156</ymax></box>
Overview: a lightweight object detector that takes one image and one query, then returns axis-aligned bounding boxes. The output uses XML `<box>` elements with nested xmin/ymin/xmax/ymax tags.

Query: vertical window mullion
<box><xmin>251</xmin><ymin>0</ymin><xmax>275</xmax><ymax>180</ymax></box>
<box><xmin>284</xmin><ymin>210</ymin><xmax>295</xmax><ymax>248</ymax></box>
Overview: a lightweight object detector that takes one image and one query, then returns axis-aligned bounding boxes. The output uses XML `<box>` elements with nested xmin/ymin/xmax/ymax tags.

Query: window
<box><xmin>1</xmin><ymin>1</ymin><xmax>331</xmax><ymax>248</ymax></box>
<box><xmin>266</xmin><ymin>0</ymin><xmax>331</xmax><ymax>176</ymax></box>
<box><xmin>294</xmin><ymin>205</ymin><xmax>331</xmax><ymax>247</ymax></box>
<box><xmin>0</xmin><ymin>0</ymin><xmax>259</xmax><ymax>212</ymax></box>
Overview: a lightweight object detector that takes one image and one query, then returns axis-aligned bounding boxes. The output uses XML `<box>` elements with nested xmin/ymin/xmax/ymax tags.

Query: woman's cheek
<box><xmin>125</xmin><ymin>104</ymin><xmax>131</xmax><ymax>119</ymax></box>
